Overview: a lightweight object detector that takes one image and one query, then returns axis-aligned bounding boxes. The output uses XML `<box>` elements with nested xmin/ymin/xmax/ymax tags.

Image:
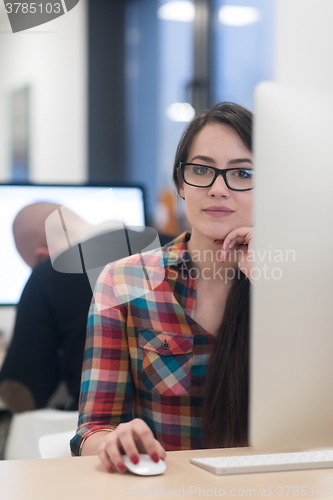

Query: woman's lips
<box><xmin>203</xmin><ymin>206</ymin><xmax>234</xmax><ymax>218</ymax></box>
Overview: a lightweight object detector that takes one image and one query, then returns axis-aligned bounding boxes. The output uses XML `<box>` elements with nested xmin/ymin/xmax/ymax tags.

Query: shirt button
<box><xmin>162</xmin><ymin>340</ymin><xmax>170</xmax><ymax>350</ymax></box>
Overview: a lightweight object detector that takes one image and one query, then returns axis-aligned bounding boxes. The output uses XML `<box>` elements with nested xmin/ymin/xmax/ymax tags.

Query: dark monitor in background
<box><xmin>0</xmin><ymin>183</ymin><xmax>146</xmax><ymax>306</ymax></box>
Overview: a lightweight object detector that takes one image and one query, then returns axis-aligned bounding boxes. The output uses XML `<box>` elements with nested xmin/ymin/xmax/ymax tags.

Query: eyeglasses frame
<box><xmin>178</xmin><ymin>161</ymin><xmax>254</xmax><ymax>191</ymax></box>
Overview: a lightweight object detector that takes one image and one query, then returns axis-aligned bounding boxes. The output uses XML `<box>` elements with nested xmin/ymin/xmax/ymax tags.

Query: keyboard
<box><xmin>190</xmin><ymin>450</ymin><xmax>333</xmax><ymax>475</ymax></box>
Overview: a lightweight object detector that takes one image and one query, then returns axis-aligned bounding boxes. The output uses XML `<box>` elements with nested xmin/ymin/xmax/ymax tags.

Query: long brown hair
<box><xmin>172</xmin><ymin>102</ymin><xmax>252</xmax><ymax>447</ymax></box>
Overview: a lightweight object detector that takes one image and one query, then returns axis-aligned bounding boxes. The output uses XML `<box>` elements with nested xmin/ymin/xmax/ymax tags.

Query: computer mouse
<box><xmin>121</xmin><ymin>454</ymin><xmax>166</xmax><ymax>476</ymax></box>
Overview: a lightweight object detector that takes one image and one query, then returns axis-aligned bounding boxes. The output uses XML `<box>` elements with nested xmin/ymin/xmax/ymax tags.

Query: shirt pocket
<box><xmin>138</xmin><ymin>328</ymin><xmax>194</xmax><ymax>397</ymax></box>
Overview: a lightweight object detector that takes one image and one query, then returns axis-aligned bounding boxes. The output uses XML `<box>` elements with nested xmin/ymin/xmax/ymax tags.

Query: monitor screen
<box><xmin>0</xmin><ymin>183</ymin><xmax>146</xmax><ymax>306</ymax></box>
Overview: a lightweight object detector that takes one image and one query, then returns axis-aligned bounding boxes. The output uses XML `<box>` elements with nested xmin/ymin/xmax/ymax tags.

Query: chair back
<box><xmin>38</xmin><ymin>430</ymin><xmax>74</xmax><ymax>458</ymax></box>
<box><xmin>4</xmin><ymin>409</ymin><xmax>78</xmax><ymax>459</ymax></box>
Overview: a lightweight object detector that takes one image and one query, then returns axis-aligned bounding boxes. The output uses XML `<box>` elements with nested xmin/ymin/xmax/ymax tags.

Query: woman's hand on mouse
<box><xmin>97</xmin><ymin>418</ymin><xmax>166</xmax><ymax>473</ymax></box>
<box><xmin>218</xmin><ymin>226</ymin><xmax>254</xmax><ymax>282</ymax></box>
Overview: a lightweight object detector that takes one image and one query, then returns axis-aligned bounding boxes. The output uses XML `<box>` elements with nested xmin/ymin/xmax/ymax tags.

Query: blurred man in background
<box><xmin>0</xmin><ymin>202</ymin><xmax>171</xmax><ymax>413</ymax></box>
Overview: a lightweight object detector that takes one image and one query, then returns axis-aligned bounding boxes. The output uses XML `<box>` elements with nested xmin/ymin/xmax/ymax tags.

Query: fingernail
<box><xmin>130</xmin><ymin>455</ymin><xmax>139</xmax><ymax>465</ymax></box>
<box><xmin>107</xmin><ymin>466</ymin><xmax>114</xmax><ymax>473</ymax></box>
<box><xmin>151</xmin><ymin>453</ymin><xmax>159</xmax><ymax>463</ymax></box>
<box><xmin>117</xmin><ymin>462</ymin><xmax>127</xmax><ymax>473</ymax></box>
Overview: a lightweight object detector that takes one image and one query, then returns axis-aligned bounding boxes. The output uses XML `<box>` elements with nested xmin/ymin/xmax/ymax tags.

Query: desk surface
<box><xmin>1</xmin><ymin>448</ymin><xmax>332</xmax><ymax>500</ymax></box>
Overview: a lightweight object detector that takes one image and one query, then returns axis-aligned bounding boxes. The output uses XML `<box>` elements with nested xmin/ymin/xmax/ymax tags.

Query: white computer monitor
<box><xmin>0</xmin><ymin>183</ymin><xmax>146</xmax><ymax>306</ymax></box>
<box><xmin>249</xmin><ymin>80</ymin><xmax>333</xmax><ymax>452</ymax></box>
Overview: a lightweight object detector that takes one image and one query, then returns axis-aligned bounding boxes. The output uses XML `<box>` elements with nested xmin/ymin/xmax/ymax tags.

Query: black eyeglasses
<box><xmin>178</xmin><ymin>162</ymin><xmax>254</xmax><ymax>191</ymax></box>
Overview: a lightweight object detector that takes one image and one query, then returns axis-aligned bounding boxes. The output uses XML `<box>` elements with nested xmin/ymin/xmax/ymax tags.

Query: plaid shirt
<box><xmin>70</xmin><ymin>232</ymin><xmax>215</xmax><ymax>456</ymax></box>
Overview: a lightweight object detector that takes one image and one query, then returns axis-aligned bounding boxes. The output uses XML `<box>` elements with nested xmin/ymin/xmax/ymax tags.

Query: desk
<box><xmin>1</xmin><ymin>448</ymin><xmax>332</xmax><ymax>500</ymax></box>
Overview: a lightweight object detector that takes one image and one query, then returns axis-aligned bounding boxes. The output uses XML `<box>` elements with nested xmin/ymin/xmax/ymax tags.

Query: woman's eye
<box><xmin>193</xmin><ymin>166</ymin><xmax>211</xmax><ymax>175</ymax></box>
<box><xmin>234</xmin><ymin>169</ymin><xmax>253</xmax><ymax>178</ymax></box>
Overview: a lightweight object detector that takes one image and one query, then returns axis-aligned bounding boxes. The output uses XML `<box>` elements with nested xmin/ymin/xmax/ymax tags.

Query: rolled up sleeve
<box><xmin>70</xmin><ymin>264</ymin><xmax>134</xmax><ymax>456</ymax></box>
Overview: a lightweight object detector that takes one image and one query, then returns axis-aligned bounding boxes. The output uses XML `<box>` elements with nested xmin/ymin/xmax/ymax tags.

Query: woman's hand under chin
<box><xmin>216</xmin><ymin>226</ymin><xmax>254</xmax><ymax>283</ymax></box>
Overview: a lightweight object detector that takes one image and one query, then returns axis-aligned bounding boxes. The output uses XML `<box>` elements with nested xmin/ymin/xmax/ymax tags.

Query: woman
<box><xmin>70</xmin><ymin>102</ymin><xmax>254</xmax><ymax>473</ymax></box>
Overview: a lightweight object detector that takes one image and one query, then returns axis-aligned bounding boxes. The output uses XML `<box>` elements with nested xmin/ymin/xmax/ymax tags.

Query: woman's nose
<box><xmin>207</xmin><ymin>173</ymin><xmax>230</xmax><ymax>197</ymax></box>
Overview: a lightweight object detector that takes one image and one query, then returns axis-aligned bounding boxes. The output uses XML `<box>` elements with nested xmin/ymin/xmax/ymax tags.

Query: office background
<box><xmin>0</xmin><ymin>0</ymin><xmax>274</xmax><ymax>220</ymax></box>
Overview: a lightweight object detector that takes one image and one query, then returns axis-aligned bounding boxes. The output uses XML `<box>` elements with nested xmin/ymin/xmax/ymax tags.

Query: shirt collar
<box><xmin>163</xmin><ymin>231</ymin><xmax>192</xmax><ymax>268</ymax></box>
